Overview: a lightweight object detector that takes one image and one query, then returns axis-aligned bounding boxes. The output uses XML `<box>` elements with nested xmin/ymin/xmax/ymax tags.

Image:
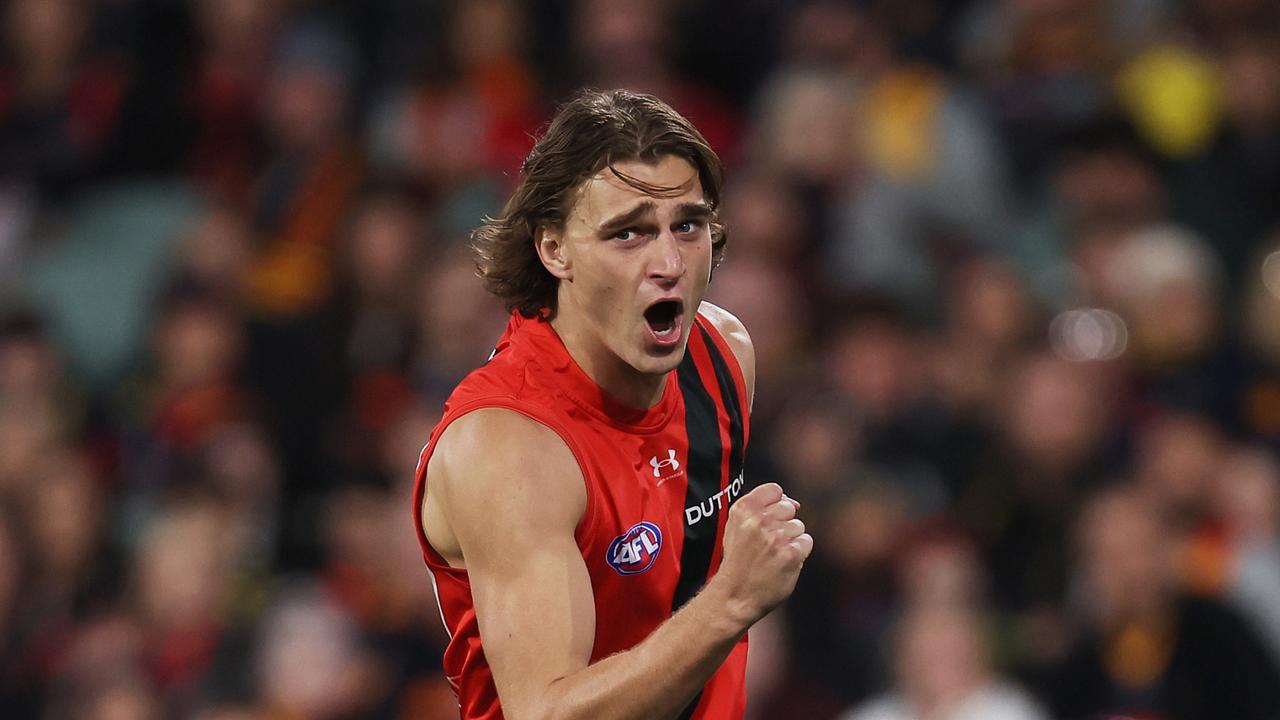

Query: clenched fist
<box><xmin>713</xmin><ymin>482</ymin><xmax>813</xmax><ymax>627</ymax></box>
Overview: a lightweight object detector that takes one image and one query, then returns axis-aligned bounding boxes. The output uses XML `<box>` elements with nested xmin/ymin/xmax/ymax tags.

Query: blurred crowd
<box><xmin>3</xmin><ymin>0</ymin><xmax>1280</xmax><ymax>718</ymax></box>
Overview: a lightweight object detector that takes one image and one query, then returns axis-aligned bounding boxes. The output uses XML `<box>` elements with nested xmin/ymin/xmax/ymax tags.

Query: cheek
<box><xmin>576</xmin><ymin>265</ymin><xmax>636</xmax><ymax>324</ymax></box>
<box><xmin>689</xmin><ymin>252</ymin><xmax>713</xmax><ymax>289</ymax></box>
<box><xmin>691</xmin><ymin>238</ymin><xmax>714</xmax><ymax>273</ymax></box>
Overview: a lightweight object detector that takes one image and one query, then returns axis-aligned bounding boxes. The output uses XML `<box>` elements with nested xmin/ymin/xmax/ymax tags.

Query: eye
<box><xmin>612</xmin><ymin>228</ymin><xmax>637</xmax><ymax>242</ymax></box>
<box><xmin>674</xmin><ymin>219</ymin><xmax>703</xmax><ymax>235</ymax></box>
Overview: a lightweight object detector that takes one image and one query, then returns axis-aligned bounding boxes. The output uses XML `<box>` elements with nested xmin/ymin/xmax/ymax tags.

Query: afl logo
<box><xmin>606</xmin><ymin>522</ymin><xmax>663</xmax><ymax>576</ymax></box>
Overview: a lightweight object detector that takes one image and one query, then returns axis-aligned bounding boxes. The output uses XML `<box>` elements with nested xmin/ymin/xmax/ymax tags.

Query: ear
<box><xmin>535</xmin><ymin>226</ymin><xmax>572</xmax><ymax>280</ymax></box>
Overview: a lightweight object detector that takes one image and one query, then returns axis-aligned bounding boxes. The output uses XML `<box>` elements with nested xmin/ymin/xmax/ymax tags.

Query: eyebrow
<box><xmin>597</xmin><ymin>201</ymin><xmax>656</xmax><ymax>235</ymax></box>
<box><xmin>675</xmin><ymin>202</ymin><xmax>714</xmax><ymax>221</ymax></box>
<box><xmin>596</xmin><ymin>201</ymin><xmax>713</xmax><ymax>236</ymax></box>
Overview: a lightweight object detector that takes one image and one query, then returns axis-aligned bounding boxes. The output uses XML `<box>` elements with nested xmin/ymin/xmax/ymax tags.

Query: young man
<box><xmin>411</xmin><ymin>89</ymin><xmax>812</xmax><ymax>720</ymax></box>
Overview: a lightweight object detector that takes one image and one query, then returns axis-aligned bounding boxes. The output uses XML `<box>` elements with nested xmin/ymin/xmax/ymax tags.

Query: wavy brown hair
<box><xmin>472</xmin><ymin>89</ymin><xmax>727</xmax><ymax>317</ymax></box>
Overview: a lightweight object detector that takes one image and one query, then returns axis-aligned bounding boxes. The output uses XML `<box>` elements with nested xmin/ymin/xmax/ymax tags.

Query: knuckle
<box><xmin>752</xmin><ymin>483</ymin><xmax>783</xmax><ymax>502</ymax></box>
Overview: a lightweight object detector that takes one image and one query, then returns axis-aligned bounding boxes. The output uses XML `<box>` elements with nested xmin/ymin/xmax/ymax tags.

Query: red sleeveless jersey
<box><xmin>411</xmin><ymin>309</ymin><xmax>752</xmax><ymax>720</ymax></box>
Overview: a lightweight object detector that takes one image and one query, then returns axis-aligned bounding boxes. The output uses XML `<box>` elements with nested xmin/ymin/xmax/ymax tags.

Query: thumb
<box><xmin>737</xmin><ymin>482</ymin><xmax>784</xmax><ymax>510</ymax></box>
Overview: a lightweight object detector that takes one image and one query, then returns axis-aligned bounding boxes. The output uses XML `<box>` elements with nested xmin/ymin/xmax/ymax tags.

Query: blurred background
<box><xmin>3</xmin><ymin>0</ymin><xmax>1280</xmax><ymax>718</ymax></box>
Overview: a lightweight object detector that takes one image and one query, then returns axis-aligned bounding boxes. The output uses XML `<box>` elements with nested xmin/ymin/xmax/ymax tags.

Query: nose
<box><xmin>647</xmin><ymin>230</ymin><xmax>686</xmax><ymax>287</ymax></box>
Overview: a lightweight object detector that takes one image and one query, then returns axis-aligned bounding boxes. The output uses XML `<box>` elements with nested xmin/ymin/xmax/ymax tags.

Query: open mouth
<box><xmin>643</xmin><ymin>300</ymin><xmax>684</xmax><ymax>346</ymax></box>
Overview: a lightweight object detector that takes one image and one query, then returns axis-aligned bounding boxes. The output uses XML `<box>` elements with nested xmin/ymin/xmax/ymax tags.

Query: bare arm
<box><xmin>424</xmin><ymin>408</ymin><xmax>809</xmax><ymax>720</ymax></box>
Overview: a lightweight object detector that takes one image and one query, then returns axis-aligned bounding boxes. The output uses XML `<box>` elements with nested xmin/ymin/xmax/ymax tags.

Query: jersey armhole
<box><xmin>693</xmin><ymin>313</ymin><xmax>753</xmax><ymax>439</ymax></box>
<box><xmin>412</xmin><ymin>398</ymin><xmax>601</xmax><ymax>567</ymax></box>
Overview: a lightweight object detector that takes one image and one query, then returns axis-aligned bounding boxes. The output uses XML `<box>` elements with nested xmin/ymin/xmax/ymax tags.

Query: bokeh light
<box><xmin>1262</xmin><ymin>250</ymin><xmax>1280</xmax><ymax>300</ymax></box>
<box><xmin>1049</xmin><ymin>308</ymin><xmax>1129</xmax><ymax>362</ymax></box>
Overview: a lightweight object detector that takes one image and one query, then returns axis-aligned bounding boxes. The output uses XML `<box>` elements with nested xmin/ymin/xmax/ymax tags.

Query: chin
<box><xmin>631</xmin><ymin>339</ymin><xmax>689</xmax><ymax>375</ymax></box>
<box><xmin>634</xmin><ymin>353</ymin><xmax>683</xmax><ymax>376</ymax></box>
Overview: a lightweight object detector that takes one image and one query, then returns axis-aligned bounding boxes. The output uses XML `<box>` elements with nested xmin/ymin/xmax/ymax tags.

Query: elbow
<box><xmin>529</xmin><ymin>681</ymin><xmax>570</xmax><ymax>720</ymax></box>
<box><xmin>509</xmin><ymin>704</ymin><xmax>562</xmax><ymax>720</ymax></box>
<box><xmin>500</xmin><ymin>705</ymin><xmax>543</xmax><ymax>720</ymax></box>
<box><xmin>503</xmin><ymin>686</ymin><xmax>564</xmax><ymax>720</ymax></box>
<box><xmin>506</xmin><ymin>674</ymin><xmax>617</xmax><ymax>720</ymax></box>
<box><xmin>528</xmin><ymin>675</ymin><xmax>603</xmax><ymax>720</ymax></box>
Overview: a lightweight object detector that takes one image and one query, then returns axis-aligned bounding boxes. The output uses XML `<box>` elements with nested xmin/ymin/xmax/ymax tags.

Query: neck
<box><xmin>550</xmin><ymin>312</ymin><xmax>667</xmax><ymax>410</ymax></box>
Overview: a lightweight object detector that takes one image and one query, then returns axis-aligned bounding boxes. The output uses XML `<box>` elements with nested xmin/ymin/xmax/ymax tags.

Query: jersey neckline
<box><xmin>508</xmin><ymin>311</ymin><xmax>680</xmax><ymax>434</ymax></box>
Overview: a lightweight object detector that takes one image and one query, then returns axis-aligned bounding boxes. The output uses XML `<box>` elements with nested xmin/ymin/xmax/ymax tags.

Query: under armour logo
<box><xmin>650</xmin><ymin>449</ymin><xmax>680</xmax><ymax>477</ymax></box>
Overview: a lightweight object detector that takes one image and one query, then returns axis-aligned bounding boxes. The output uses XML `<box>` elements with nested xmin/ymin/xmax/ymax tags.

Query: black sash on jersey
<box><xmin>672</xmin><ymin>321</ymin><xmax>748</xmax><ymax>719</ymax></box>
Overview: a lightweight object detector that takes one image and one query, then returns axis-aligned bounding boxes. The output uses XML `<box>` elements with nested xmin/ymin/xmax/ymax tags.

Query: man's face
<box><xmin>543</xmin><ymin>155</ymin><xmax>713</xmax><ymax>377</ymax></box>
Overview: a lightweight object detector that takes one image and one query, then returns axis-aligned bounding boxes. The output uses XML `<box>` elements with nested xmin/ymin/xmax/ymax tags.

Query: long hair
<box><xmin>472</xmin><ymin>89</ymin><xmax>727</xmax><ymax>317</ymax></box>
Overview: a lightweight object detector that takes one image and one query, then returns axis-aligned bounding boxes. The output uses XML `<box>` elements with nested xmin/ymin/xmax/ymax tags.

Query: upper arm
<box><xmin>427</xmin><ymin>408</ymin><xmax>594</xmax><ymax>719</ymax></box>
<box><xmin>698</xmin><ymin>301</ymin><xmax>756</xmax><ymax>410</ymax></box>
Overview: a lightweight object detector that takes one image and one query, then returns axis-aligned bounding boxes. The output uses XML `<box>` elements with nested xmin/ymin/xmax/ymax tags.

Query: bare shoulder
<box><xmin>424</xmin><ymin>407</ymin><xmax>586</xmax><ymax>564</ymax></box>
<box><xmin>697</xmin><ymin>301</ymin><xmax>756</xmax><ymax>408</ymax></box>
<box><xmin>423</xmin><ymin>409</ymin><xmax>598</xmax><ymax>712</ymax></box>
<box><xmin>697</xmin><ymin>301</ymin><xmax>751</xmax><ymax>350</ymax></box>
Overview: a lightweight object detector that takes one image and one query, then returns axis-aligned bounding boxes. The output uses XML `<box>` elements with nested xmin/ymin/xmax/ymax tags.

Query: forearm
<box><xmin>531</xmin><ymin>579</ymin><xmax>752</xmax><ymax>720</ymax></box>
